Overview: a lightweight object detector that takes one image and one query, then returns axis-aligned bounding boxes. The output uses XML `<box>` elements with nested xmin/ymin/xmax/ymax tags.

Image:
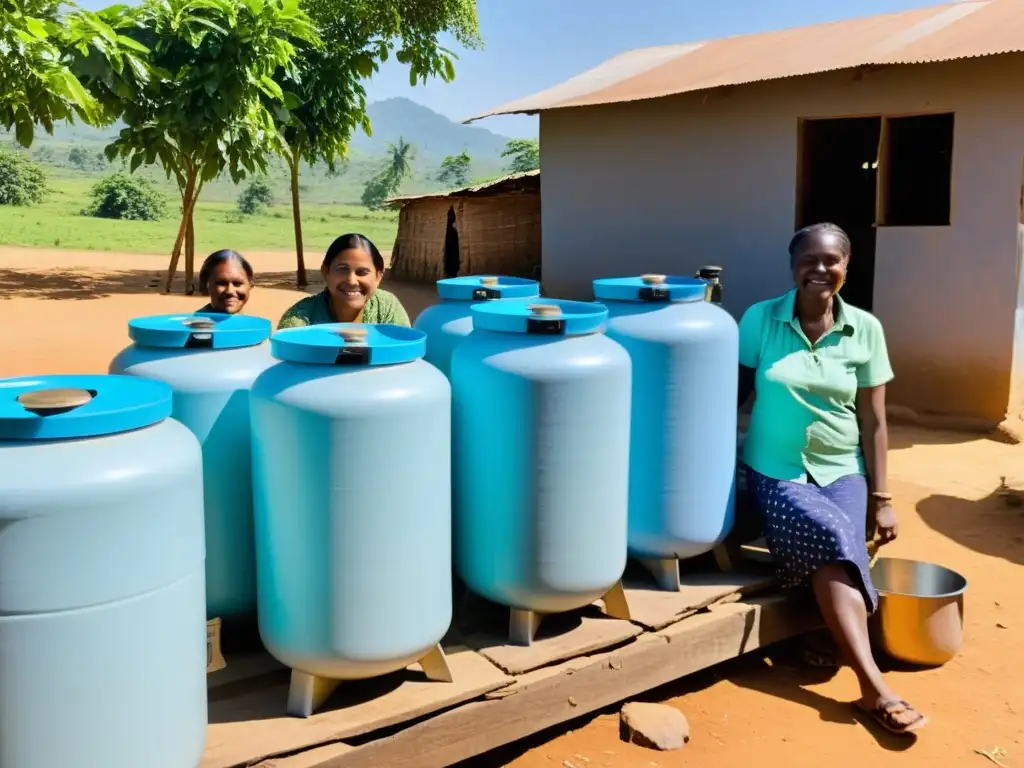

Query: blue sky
<box><xmin>78</xmin><ymin>0</ymin><xmax>950</xmax><ymax>139</ymax></box>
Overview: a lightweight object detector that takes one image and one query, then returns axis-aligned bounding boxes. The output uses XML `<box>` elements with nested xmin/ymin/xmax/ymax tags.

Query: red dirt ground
<box><xmin>2</xmin><ymin>247</ymin><xmax>1021</xmax><ymax>768</ymax></box>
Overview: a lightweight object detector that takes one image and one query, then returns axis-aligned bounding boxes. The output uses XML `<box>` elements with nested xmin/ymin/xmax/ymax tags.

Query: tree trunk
<box><xmin>184</xmin><ymin>211</ymin><xmax>195</xmax><ymax>296</ymax></box>
<box><xmin>290</xmin><ymin>150</ymin><xmax>307</xmax><ymax>288</ymax></box>
<box><xmin>163</xmin><ymin>172</ymin><xmax>195</xmax><ymax>294</ymax></box>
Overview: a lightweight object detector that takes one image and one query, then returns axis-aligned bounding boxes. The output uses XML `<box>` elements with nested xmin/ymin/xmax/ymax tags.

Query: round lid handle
<box><xmin>17</xmin><ymin>388</ymin><xmax>94</xmax><ymax>416</ymax></box>
<box><xmin>479</xmin><ymin>276</ymin><xmax>498</xmax><ymax>287</ymax></box>
<box><xmin>528</xmin><ymin>303</ymin><xmax>561</xmax><ymax>317</ymax></box>
<box><xmin>182</xmin><ymin>317</ymin><xmax>216</xmax><ymax>330</ymax></box>
<box><xmin>334</xmin><ymin>327</ymin><xmax>369</xmax><ymax>343</ymax></box>
<box><xmin>641</xmin><ymin>274</ymin><xmax>666</xmax><ymax>285</ymax></box>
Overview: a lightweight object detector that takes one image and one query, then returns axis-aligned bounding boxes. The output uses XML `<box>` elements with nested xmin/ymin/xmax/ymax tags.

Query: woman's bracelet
<box><xmin>870</xmin><ymin>491</ymin><xmax>893</xmax><ymax>501</ymax></box>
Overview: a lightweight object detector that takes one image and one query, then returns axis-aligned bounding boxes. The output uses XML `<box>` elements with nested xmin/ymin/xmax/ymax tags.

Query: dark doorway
<box><xmin>443</xmin><ymin>206</ymin><xmax>460</xmax><ymax>278</ymax></box>
<box><xmin>796</xmin><ymin>117</ymin><xmax>881</xmax><ymax>311</ymax></box>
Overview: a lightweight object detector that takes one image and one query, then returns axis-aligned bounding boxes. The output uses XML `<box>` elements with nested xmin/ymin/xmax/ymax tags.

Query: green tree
<box><xmin>359</xmin><ymin>172</ymin><xmax>393</xmax><ymax>211</ymax></box>
<box><xmin>68</xmin><ymin>146</ymin><xmax>91</xmax><ymax>169</ymax></box>
<box><xmin>105</xmin><ymin>0</ymin><xmax>318</xmax><ymax>294</ymax></box>
<box><xmin>0</xmin><ymin>0</ymin><xmax>149</xmax><ymax>147</ymax></box>
<box><xmin>437</xmin><ymin>149</ymin><xmax>471</xmax><ymax>188</ymax></box>
<box><xmin>0</xmin><ymin>147</ymin><xmax>47</xmax><ymax>205</ymax></box>
<box><xmin>361</xmin><ymin>137</ymin><xmax>415</xmax><ymax>210</ymax></box>
<box><xmin>501</xmin><ymin>138</ymin><xmax>539</xmax><ymax>173</ymax></box>
<box><xmin>85</xmin><ymin>172</ymin><xmax>167</xmax><ymax>221</ymax></box>
<box><xmin>238</xmin><ymin>177</ymin><xmax>274</xmax><ymax>215</ymax></box>
<box><xmin>302</xmin><ymin>0</ymin><xmax>481</xmax><ymax>87</ymax></box>
<box><xmin>270</xmin><ymin>0</ymin><xmax>482</xmax><ymax>286</ymax></box>
<box><xmin>271</xmin><ymin>47</ymin><xmax>369</xmax><ymax>285</ymax></box>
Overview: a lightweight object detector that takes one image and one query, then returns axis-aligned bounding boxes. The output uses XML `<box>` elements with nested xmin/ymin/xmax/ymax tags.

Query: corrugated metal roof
<box><xmin>387</xmin><ymin>170</ymin><xmax>540</xmax><ymax>205</ymax></box>
<box><xmin>465</xmin><ymin>0</ymin><xmax>1024</xmax><ymax>123</ymax></box>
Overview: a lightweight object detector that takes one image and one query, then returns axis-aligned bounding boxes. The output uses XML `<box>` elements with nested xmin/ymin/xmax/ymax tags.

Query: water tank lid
<box><xmin>270</xmin><ymin>323</ymin><xmax>427</xmax><ymax>366</ymax></box>
<box><xmin>128</xmin><ymin>313</ymin><xmax>272</xmax><ymax>349</ymax></box>
<box><xmin>470</xmin><ymin>298</ymin><xmax>607</xmax><ymax>336</ymax></box>
<box><xmin>0</xmin><ymin>374</ymin><xmax>173</xmax><ymax>441</ymax></box>
<box><xmin>436</xmin><ymin>275</ymin><xmax>540</xmax><ymax>301</ymax></box>
<box><xmin>592</xmin><ymin>276</ymin><xmax>707</xmax><ymax>303</ymax></box>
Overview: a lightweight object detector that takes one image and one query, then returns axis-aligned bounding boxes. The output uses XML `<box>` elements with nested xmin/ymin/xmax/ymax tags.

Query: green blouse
<box><xmin>739</xmin><ymin>290</ymin><xmax>894</xmax><ymax>486</ymax></box>
<box><xmin>277</xmin><ymin>288</ymin><xmax>411</xmax><ymax>329</ymax></box>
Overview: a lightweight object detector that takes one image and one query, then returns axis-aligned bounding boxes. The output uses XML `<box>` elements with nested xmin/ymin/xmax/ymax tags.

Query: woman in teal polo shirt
<box><xmin>738</xmin><ymin>222</ymin><xmax>925</xmax><ymax>735</ymax></box>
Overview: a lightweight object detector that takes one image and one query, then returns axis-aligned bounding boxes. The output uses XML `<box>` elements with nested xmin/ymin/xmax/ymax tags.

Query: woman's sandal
<box><xmin>854</xmin><ymin>699</ymin><xmax>928</xmax><ymax>735</ymax></box>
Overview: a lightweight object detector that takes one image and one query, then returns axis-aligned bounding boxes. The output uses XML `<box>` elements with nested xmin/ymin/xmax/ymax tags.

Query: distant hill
<box><xmin>8</xmin><ymin>97</ymin><xmax>511</xmax><ymax>164</ymax></box>
<box><xmin>352</xmin><ymin>97</ymin><xmax>510</xmax><ymax>161</ymax></box>
<box><xmin>2</xmin><ymin>97</ymin><xmax>514</xmax><ymax>204</ymax></box>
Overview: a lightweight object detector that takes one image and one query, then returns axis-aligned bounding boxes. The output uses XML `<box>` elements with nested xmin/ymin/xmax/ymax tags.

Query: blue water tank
<box><xmin>110</xmin><ymin>312</ymin><xmax>274</xmax><ymax>621</ymax></box>
<box><xmin>251</xmin><ymin>323</ymin><xmax>453</xmax><ymax>715</ymax></box>
<box><xmin>593</xmin><ymin>275</ymin><xmax>739</xmax><ymax>577</ymax></box>
<box><xmin>452</xmin><ymin>300</ymin><xmax>632</xmax><ymax>624</ymax></box>
<box><xmin>414</xmin><ymin>275</ymin><xmax>540</xmax><ymax>376</ymax></box>
<box><xmin>0</xmin><ymin>375</ymin><xmax>207</xmax><ymax>768</ymax></box>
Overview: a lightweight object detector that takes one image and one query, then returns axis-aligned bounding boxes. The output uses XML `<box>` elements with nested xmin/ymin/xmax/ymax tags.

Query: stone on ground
<box><xmin>619</xmin><ymin>702</ymin><xmax>690</xmax><ymax>751</ymax></box>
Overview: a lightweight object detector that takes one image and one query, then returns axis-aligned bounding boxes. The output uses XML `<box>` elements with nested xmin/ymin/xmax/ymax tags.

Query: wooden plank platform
<box><xmin>203</xmin><ymin>564</ymin><xmax>819</xmax><ymax>768</ymax></box>
<box><xmin>623</xmin><ymin>566</ymin><xmax>777</xmax><ymax>631</ymax></box>
<box><xmin>458</xmin><ymin>599</ymin><xmax>642</xmax><ymax>675</ymax></box>
<box><xmin>204</xmin><ymin>647</ymin><xmax>512</xmax><ymax>768</ymax></box>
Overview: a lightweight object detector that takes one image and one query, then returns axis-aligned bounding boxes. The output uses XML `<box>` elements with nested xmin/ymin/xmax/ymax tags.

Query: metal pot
<box><xmin>870</xmin><ymin>557</ymin><xmax>967</xmax><ymax>667</ymax></box>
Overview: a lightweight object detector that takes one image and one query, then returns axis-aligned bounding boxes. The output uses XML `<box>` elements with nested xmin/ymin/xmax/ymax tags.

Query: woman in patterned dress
<box><xmin>737</xmin><ymin>222</ymin><xmax>926</xmax><ymax>735</ymax></box>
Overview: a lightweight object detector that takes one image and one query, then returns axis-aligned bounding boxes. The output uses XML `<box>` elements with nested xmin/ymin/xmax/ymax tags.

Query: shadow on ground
<box><xmin>0</xmin><ymin>267</ymin><xmax>440</xmax><ymax>320</ymax></box>
<box><xmin>455</xmin><ymin>641</ymin><xmax>920</xmax><ymax>767</ymax></box>
<box><xmin>917</xmin><ymin>480</ymin><xmax>1024</xmax><ymax>567</ymax></box>
<box><xmin>888</xmin><ymin>426</ymin><xmax>992</xmax><ymax>450</ymax></box>
<box><xmin>0</xmin><ymin>268</ymin><xmax>169</xmax><ymax>300</ymax></box>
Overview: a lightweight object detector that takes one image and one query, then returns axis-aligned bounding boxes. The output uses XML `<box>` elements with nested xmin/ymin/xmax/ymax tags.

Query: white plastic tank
<box><xmin>451</xmin><ymin>300</ymin><xmax>634</xmax><ymax>645</ymax></box>
<box><xmin>0</xmin><ymin>375</ymin><xmax>207</xmax><ymax>768</ymax></box>
<box><xmin>110</xmin><ymin>312</ymin><xmax>274</xmax><ymax>623</ymax></box>
<box><xmin>413</xmin><ymin>275</ymin><xmax>540</xmax><ymax>377</ymax></box>
<box><xmin>593</xmin><ymin>275</ymin><xmax>739</xmax><ymax>591</ymax></box>
<box><xmin>250</xmin><ymin>324</ymin><xmax>454</xmax><ymax>717</ymax></box>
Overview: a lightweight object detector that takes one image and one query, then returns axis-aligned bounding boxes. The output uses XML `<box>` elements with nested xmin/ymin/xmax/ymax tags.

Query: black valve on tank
<box><xmin>695</xmin><ymin>266</ymin><xmax>723</xmax><ymax>304</ymax></box>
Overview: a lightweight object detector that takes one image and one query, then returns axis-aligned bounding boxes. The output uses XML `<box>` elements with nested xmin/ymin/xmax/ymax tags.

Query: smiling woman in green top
<box><xmin>278</xmin><ymin>233</ymin><xmax>410</xmax><ymax>329</ymax></box>
<box><xmin>738</xmin><ymin>223</ymin><xmax>925</xmax><ymax>736</ymax></box>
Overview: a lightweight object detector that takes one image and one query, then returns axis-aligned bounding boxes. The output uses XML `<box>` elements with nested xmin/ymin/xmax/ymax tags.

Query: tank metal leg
<box><xmin>418</xmin><ymin>643</ymin><xmax>454</xmax><ymax>683</ymax></box>
<box><xmin>509</xmin><ymin>608</ymin><xmax>542</xmax><ymax>646</ymax></box>
<box><xmin>600</xmin><ymin>580</ymin><xmax>632</xmax><ymax>621</ymax></box>
<box><xmin>286</xmin><ymin>669</ymin><xmax>341</xmax><ymax>718</ymax></box>
<box><xmin>638</xmin><ymin>557</ymin><xmax>681</xmax><ymax>592</ymax></box>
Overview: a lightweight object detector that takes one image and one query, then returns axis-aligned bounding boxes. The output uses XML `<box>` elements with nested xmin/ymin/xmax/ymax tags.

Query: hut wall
<box><xmin>458</xmin><ymin>193</ymin><xmax>541</xmax><ymax>279</ymax></box>
<box><xmin>388</xmin><ymin>198</ymin><xmax>454</xmax><ymax>282</ymax></box>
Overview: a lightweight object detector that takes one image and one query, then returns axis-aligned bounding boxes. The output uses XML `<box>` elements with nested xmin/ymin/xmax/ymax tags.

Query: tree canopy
<box><xmin>437</xmin><ymin>149</ymin><xmax>471</xmax><ymax>188</ymax></box>
<box><xmin>361</xmin><ymin>137</ymin><xmax>415</xmax><ymax>210</ymax></box>
<box><xmin>1</xmin><ymin>0</ymin><xmax>149</xmax><ymax>147</ymax></box>
<box><xmin>302</xmin><ymin>0</ymin><xmax>481</xmax><ymax>86</ymax></box>
<box><xmin>3</xmin><ymin>0</ymin><xmax>485</xmax><ymax>291</ymax></box>
<box><xmin>502</xmin><ymin>138</ymin><xmax>539</xmax><ymax>173</ymax></box>
<box><xmin>270</xmin><ymin>0</ymin><xmax>482</xmax><ymax>285</ymax></box>
<box><xmin>103</xmin><ymin>0</ymin><xmax>319</xmax><ymax>292</ymax></box>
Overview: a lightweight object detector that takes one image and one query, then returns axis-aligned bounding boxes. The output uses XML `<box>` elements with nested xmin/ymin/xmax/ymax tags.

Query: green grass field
<box><xmin>0</xmin><ymin>173</ymin><xmax>399</xmax><ymax>255</ymax></box>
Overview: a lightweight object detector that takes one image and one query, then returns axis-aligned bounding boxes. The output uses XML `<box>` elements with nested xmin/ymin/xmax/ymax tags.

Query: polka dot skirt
<box><xmin>745</xmin><ymin>467</ymin><xmax>878</xmax><ymax>613</ymax></box>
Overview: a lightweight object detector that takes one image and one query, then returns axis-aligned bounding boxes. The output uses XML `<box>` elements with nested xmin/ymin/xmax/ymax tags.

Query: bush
<box><xmin>85</xmin><ymin>173</ymin><xmax>167</xmax><ymax>221</ymax></box>
<box><xmin>68</xmin><ymin>147</ymin><xmax>108</xmax><ymax>172</ymax></box>
<box><xmin>0</xmin><ymin>150</ymin><xmax>49</xmax><ymax>206</ymax></box>
<box><xmin>238</xmin><ymin>178</ymin><xmax>273</xmax><ymax>215</ymax></box>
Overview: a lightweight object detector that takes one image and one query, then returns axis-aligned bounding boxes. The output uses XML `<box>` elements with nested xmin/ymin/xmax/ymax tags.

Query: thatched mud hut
<box><xmin>387</xmin><ymin>170</ymin><xmax>540</xmax><ymax>282</ymax></box>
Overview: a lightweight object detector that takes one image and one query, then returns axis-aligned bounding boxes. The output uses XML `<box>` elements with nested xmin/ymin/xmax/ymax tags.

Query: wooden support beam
<box><xmin>301</xmin><ymin>595</ymin><xmax>818</xmax><ymax>768</ymax></box>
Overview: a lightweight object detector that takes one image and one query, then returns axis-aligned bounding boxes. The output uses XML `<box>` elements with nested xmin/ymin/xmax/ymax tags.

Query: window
<box><xmin>878</xmin><ymin>113</ymin><xmax>954</xmax><ymax>227</ymax></box>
